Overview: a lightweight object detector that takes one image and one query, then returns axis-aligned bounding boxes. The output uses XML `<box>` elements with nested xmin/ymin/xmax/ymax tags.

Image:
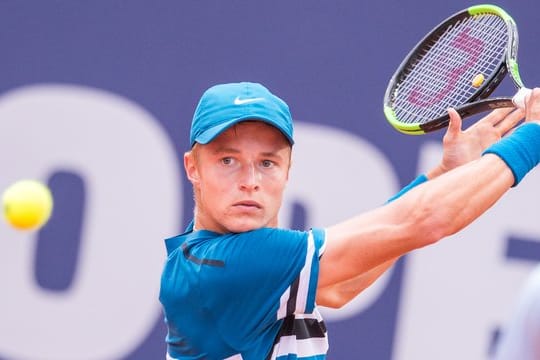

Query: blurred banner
<box><xmin>1</xmin><ymin>1</ymin><xmax>539</xmax><ymax>359</ymax></box>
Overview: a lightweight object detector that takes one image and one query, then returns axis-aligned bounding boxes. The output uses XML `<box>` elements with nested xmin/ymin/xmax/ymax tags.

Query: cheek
<box><xmin>267</xmin><ymin>175</ymin><xmax>288</xmax><ymax>196</ymax></box>
<box><xmin>274</xmin><ymin>168</ymin><xmax>290</xmax><ymax>184</ymax></box>
<box><xmin>198</xmin><ymin>172</ymin><xmax>233</xmax><ymax>202</ymax></box>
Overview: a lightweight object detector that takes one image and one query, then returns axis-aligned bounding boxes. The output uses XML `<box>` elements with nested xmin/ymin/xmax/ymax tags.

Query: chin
<box><xmin>225</xmin><ymin>219</ymin><xmax>273</xmax><ymax>233</ymax></box>
<box><xmin>227</xmin><ymin>223</ymin><xmax>261</xmax><ymax>233</ymax></box>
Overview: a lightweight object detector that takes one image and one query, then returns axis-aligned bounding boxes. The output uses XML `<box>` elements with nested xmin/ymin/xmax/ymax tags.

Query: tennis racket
<box><xmin>383</xmin><ymin>4</ymin><xmax>531</xmax><ymax>135</ymax></box>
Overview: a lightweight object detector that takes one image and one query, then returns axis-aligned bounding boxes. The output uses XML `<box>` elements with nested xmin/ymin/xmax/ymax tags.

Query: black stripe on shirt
<box><xmin>279</xmin><ymin>315</ymin><xmax>327</xmax><ymax>339</ymax></box>
<box><xmin>265</xmin><ymin>315</ymin><xmax>327</xmax><ymax>359</ymax></box>
<box><xmin>286</xmin><ymin>277</ymin><xmax>300</xmax><ymax>315</ymax></box>
<box><xmin>181</xmin><ymin>242</ymin><xmax>225</xmax><ymax>267</ymax></box>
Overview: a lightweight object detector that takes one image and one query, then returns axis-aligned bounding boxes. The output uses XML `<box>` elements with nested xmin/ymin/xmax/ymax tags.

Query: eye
<box><xmin>221</xmin><ymin>157</ymin><xmax>233</xmax><ymax>165</ymax></box>
<box><xmin>261</xmin><ymin>160</ymin><xmax>274</xmax><ymax>168</ymax></box>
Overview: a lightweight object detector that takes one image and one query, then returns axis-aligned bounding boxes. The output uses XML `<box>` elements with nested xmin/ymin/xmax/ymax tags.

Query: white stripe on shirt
<box><xmin>295</xmin><ymin>231</ymin><xmax>316</xmax><ymax>313</ymax></box>
<box><xmin>277</xmin><ymin>286</ymin><xmax>291</xmax><ymax>319</ymax></box>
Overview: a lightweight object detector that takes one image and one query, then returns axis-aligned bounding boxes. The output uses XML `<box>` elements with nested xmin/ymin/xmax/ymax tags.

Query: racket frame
<box><xmin>384</xmin><ymin>4</ymin><xmax>524</xmax><ymax>135</ymax></box>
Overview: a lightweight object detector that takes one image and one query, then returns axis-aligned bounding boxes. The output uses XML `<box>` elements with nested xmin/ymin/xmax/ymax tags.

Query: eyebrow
<box><xmin>212</xmin><ymin>146</ymin><xmax>283</xmax><ymax>159</ymax></box>
<box><xmin>211</xmin><ymin>146</ymin><xmax>240</xmax><ymax>155</ymax></box>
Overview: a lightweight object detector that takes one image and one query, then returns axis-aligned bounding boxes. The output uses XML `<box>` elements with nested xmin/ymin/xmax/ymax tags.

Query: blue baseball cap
<box><xmin>190</xmin><ymin>82</ymin><xmax>294</xmax><ymax>147</ymax></box>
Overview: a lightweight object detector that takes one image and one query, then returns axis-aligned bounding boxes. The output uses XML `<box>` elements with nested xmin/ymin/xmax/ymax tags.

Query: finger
<box><xmin>494</xmin><ymin>108</ymin><xmax>525</xmax><ymax>135</ymax></box>
<box><xmin>478</xmin><ymin>107</ymin><xmax>515</xmax><ymax>126</ymax></box>
<box><xmin>525</xmin><ymin>88</ymin><xmax>540</xmax><ymax>121</ymax></box>
<box><xmin>445</xmin><ymin>108</ymin><xmax>462</xmax><ymax>139</ymax></box>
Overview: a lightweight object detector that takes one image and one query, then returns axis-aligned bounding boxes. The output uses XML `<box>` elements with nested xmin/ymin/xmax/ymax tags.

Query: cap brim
<box><xmin>193</xmin><ymin>117</ymin><xmax>294</xmax><ymax>146</ymax></box>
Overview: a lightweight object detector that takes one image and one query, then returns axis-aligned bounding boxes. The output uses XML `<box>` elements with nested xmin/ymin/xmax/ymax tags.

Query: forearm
<box><xmin>320</xmin><ymin>154</ymin><xmax>514</xmax><ymax>288</ymax></box>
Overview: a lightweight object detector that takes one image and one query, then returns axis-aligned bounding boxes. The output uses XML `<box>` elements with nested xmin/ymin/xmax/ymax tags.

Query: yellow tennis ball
<box><xmin>472</xmin><ymin>73</ymin><xmax>485</xmax><ymax>88</ymax></box>
<box><xmin>2</xmin><ymin>180</ymin><xmax>53</xmax><ymax>231</ymax></box>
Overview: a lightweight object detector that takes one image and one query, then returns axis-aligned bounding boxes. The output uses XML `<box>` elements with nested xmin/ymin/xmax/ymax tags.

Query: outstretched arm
<box><xmin>321</xmin><ymin>153</ymin><xmax>512</xmax><ymax>285</ymax></box>
<box><xmin>316</xmin><ymin>97</ymin><xmax>533</xmax><ymax>307</ymax></box>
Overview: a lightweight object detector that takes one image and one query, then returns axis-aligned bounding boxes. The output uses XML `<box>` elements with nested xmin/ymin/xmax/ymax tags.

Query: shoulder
<box><xmin>226</xmin><ymin>227</ymin><xmax>327</xmax><ymax>263</ymax></box>
<box><xmin>232</xmin><ymin>227</ymin><xmax>324</xmax><ymax>247</ymax></box>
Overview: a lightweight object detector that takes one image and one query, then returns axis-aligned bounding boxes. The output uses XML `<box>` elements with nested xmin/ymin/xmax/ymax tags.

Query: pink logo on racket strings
<box><xmin>407</xmin><ymin>28</ymin><xmax>485</xmax><ymax>107</ymax></box>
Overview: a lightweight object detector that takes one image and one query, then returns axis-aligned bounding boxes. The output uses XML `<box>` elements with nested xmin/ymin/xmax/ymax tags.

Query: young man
<box><xmin>159</xmin><ymin>82</ymin><xmax>540</xmax><ymax>359</ymax></box>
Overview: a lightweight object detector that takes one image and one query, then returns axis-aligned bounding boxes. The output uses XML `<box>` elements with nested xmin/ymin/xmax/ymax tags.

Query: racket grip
<box><xmin>512</xmin><ymin>87</ymin><xmax>532</xmax><ymax>109</ymax></box>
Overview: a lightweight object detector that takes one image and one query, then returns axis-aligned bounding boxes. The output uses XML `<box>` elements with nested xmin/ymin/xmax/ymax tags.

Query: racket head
<box><xmin>384</xmin><ymin>4</ymin><xmax>521</xmax><ymax>135</ymax></box>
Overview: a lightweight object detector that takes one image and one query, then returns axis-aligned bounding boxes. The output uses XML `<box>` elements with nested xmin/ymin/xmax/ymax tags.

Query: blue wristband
<box><xmin>482</xmin><ymin>122</ymin><xmax>540</xmax><ymax>187</ymax></box>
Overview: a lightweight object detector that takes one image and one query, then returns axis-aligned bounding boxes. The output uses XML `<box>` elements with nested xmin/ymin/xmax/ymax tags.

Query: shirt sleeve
<box><xmin>386</xmin><ymin>173</ymin><xmax>428</xmax><ymax>203</ymax></box>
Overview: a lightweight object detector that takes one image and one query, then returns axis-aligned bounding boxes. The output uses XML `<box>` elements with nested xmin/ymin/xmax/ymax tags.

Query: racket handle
<box><xmin>512</xmin><ymin>87</ymin><xmax>532</xmax><ymax>109</ymax></box>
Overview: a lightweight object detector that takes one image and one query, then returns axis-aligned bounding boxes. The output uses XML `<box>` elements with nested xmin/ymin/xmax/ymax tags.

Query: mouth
<box><xmin>233</xmin><ymin>200</ymin><xmax>262</xmax><ymax>210</ymax></box>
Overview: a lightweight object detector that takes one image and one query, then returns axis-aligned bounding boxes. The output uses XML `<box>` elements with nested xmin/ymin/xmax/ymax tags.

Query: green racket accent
<box><xmin>508</xmin><ymin>59</ymin><xmax>525</xmax><ymax>88</ymax></box>
<box><xmin>467</xmin><ymin>4</ymin><xmax>510</xmax><ymax>19</ymax></box>
<box><xmin>384</xmin><ymin>105</ymin><xmax>424</xmax><ymax>134</ymax></box>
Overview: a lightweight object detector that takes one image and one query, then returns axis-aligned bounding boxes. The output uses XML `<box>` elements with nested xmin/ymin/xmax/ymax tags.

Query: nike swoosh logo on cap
<box><xmin>233</xmin><ymin>96</ymin><xmax>265</xmax><ymax>105</ymax></box>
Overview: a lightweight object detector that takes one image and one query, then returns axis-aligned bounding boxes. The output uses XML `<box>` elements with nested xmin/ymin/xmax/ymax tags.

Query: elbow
<box><xmin>316</xmin><ymin>289</ymin><xmax>351</xmax><ymax>309</ymax></box>
<box><xmin>317</xmin><ymin>298</ymin><xmax>348</xmax><ymax>309</ymax></box>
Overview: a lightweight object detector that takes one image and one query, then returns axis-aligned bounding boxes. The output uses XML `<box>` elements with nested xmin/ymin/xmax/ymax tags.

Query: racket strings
<box><xmin>399</xmin><ymin>16</ymin><xmax>505</xmax><ymax>117</ymax></box>
<box><xmin>394</xmin><ymin>13</ymin><xmax>508</xmax><ymax>125</ymax></box>
<box><xmin>408</xmin><ymin>23</ymin><xmax>503</xmax><ymax>106</ymax></box>
<box><xmin>399</xmin><ymin>16</ymin><xmax>505</xmax><ymax>119</ymax></box>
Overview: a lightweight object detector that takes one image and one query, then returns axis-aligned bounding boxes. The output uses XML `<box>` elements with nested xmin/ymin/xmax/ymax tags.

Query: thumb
<box><xmin>445</xmin><ymin>108</ymin><xmax>462</xmax><ymax>139</ymax></box>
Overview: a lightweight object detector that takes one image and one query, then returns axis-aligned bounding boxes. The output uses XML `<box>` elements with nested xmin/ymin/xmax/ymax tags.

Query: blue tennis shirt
<box><xmin>159</xmin><ymin>223</ymin><xmax>327</xmax><ymax>360</ymax></box>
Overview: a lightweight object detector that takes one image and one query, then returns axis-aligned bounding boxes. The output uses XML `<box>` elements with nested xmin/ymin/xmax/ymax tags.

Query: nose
<box><xmin>239</xmin><ymin>163</ymin><xmax>260</xmax><ymax>191</ymax></box>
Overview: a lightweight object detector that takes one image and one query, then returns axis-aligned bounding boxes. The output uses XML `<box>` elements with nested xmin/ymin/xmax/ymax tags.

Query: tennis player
<box><xmin>159</xmin><ymin>82</ymin><xmax>540</xmax><ymax>360</ymax></box>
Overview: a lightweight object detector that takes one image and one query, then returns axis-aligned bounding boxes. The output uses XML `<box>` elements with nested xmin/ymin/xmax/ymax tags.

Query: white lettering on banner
<box><xmin>0</xmin><ymin>85</ymin><xmax>181</xmax><ymax>360</ymax></box>
<box><xmin>281</xmin><ymin>122</ymin><xmax>398</xmax><ymax>321</ymax></box>
<box><xmin>393</xmin><ymin>141</ymin><xmax>540</xmax><ymax>360</ymax></box>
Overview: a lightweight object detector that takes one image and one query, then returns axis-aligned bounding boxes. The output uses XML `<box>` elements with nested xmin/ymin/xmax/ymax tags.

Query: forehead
<box><xmin>213</xmin><ymin>120</ymin><xmax>290</xmax><ymax>146</ymax></box>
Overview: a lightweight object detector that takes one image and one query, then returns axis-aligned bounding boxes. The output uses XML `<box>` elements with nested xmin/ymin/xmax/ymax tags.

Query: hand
<box><xmin>427</xmin><ymin>107</ymin><xmax>524</xmax><ymax>179</ymax></box>
<box><xmin>525</xmin><ymin>87</ymin><xmax>540</xmax><ymax>122</ymax></box>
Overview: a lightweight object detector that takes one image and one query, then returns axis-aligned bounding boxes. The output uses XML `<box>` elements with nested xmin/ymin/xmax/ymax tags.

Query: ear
<box><xmin>285</xmin><ymin>147</ymin><xmax>293</xmax><ymax>181</ymax></box>
<box><xmin>184</xmin><ymin>151</ymin><xmax>200</xmax><ymax>185</ymax></box>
